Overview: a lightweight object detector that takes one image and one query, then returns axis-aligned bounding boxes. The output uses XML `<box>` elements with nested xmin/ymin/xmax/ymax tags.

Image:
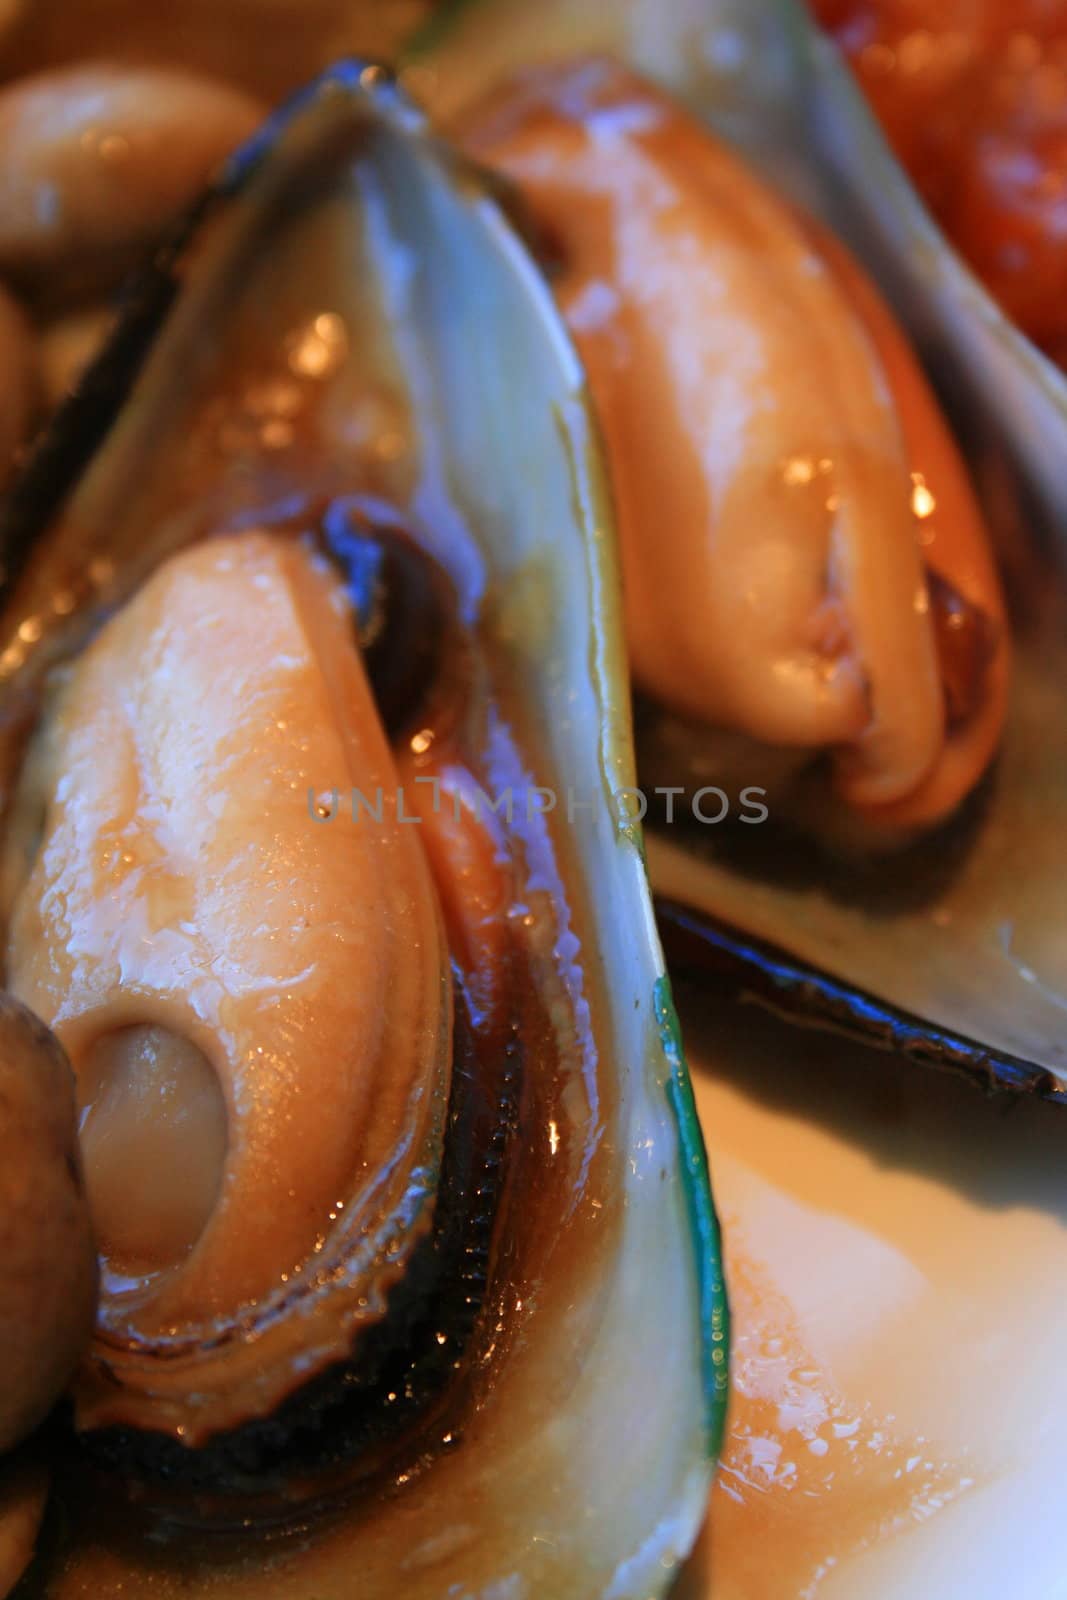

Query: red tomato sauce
<box><xmin>810</xmin><ymin>0</ymin><xmax>1067</xmax><ymax>369</ymax></box>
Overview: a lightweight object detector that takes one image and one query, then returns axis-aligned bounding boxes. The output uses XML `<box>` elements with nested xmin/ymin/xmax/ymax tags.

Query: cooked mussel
<box><xmin>413</xmin><ymin>0</ymin><xmax>1067</xmax><ymax>1097</ymax></box>
<box><xmin>0</xmin><ymin>62</ymin><xmax>724</xmax><ymax>1598</ymax></box>
<box><xmin>458</xmin><ymin>57</ymin><xmax>1010</xmax><ymax>843</ymax></box>
<box><xmin>8</xmin><ymin>529</ymin><xmax>458</xmax><ymax>1456</ymax></box>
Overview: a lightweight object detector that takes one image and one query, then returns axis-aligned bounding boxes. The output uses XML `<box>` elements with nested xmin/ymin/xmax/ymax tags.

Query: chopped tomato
<box><xmin>811</xmin><ymin>0</ymin><xmax>1067</xmax><ymax>362</ymax></box>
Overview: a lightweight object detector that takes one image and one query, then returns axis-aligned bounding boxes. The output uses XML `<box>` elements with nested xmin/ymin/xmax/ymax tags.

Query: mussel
<box><xmin>459</xmin><ymin>57</ymin><xmax>1011</xmax><ymax>842</ymax></box>
<box><xmin>0</xmin><ymin>64</ymin><xmax>724</xmax><ymax>1598</ymax></box>
<box><xmin>411</xmin><ymin>0</ymin><xmax>1067</xmax><ymax>1098</ymax></box>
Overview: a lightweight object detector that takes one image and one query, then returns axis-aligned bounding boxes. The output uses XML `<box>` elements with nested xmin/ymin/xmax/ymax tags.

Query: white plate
<box><xmin>670</xmin><ymin>979</ymin><xmax>1067</xmax><ymax>1600</ymax></box>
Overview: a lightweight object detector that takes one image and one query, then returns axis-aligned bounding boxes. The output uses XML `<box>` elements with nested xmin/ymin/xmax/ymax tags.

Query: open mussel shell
<box><xmin>410</xmin><ymin>0</ymin><xmax>1067</xmax><ymax>1097</ymax></box>
<box><xmin>0</xmin><ymin>62</ymin><xmax>724</xmax><ymax>1597</ymax></box>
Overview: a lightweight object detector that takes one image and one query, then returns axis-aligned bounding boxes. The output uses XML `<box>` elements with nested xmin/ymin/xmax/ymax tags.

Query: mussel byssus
<box><xmin>0</xmin><ymin>64</ymin><xmax>724</xmax><ymax>1599</ymax></box>
<box><xmin>412</xmin><ymin>0</ymin><xmax>1067</xmax><ymax>1100</ymax></box>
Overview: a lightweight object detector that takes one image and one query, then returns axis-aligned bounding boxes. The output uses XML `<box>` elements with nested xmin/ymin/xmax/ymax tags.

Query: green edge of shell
<box><xmin>654</xmin><ymin>974</ymin><xmax>730</xmax><ymax>1461</ymax></box>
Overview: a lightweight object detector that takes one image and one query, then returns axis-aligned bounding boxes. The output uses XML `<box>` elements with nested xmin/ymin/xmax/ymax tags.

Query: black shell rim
<box><xmin>657</xmin><ymin>897</ymin><xmax>1067</xmax><ymax>1107</ymax></box>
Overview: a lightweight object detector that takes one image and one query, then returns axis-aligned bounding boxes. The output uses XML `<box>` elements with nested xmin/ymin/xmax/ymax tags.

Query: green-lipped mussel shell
<box><xmin>411</xmin><ymin>0</ymin><xmax>1067</xmax><ymax>1096</ymax></box>
<box><xmin>0</xmin><ymin>63</ymin><xmax>725</xmax><ymax>1598</ymax></box>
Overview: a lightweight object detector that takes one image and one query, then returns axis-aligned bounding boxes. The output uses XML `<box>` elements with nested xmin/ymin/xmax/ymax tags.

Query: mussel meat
<box><xmin>0</xmin><ymin>62</ymin><xmax>724</xmax><ymax>1598</ymax></box>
